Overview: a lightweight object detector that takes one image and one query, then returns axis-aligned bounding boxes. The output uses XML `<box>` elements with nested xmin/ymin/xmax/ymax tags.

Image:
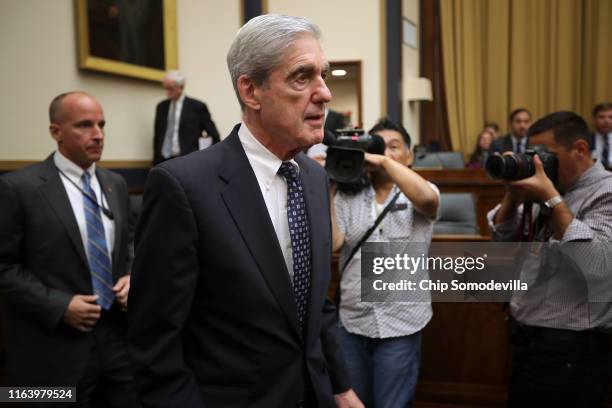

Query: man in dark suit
<box><xmin>153</xmin><ymin>71</ymin><xmax>220</xmax><ymax>165</ymax></box>
<box><xmin>489</xmin><ymin>108</ymin><xmax>532</xmax><ymax>154</ymax></box>
<box><xmin>128</xmin><ymin>14</ymin><xmax>362</xmax><ymax>408</ymax></box>
<box><xmin>0</xmin><ymin>92</ymin><xmax>139</xmax><ymax>406</ymax></box>
<box><xmin>589</xmin><ymin>102</ymin><xmax>612</xmax><ymax>167</ymax></box>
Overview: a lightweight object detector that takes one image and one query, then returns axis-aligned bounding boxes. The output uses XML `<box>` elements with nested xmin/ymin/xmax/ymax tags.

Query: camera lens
<box><xmin>486</xmin><ymin>154</ymin><xmax>518</xmax><ymax>179</ymax></box>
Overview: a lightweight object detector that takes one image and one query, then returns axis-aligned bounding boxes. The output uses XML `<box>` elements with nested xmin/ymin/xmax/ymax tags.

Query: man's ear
<box><xmin>573</xmin><ymin>138</ymin><xmax>590</xmax><ymax>157</ymax></box>
<box><xmin>405</xmin><ymin>148</ymin><xmax>414</xmax><ymax>166</ymax></box>
<box><xmin>49</xmin><ymin>123</ymin><xmax>61</xmax><ymax>142</ymax></box>
<box><xmin>237</xmin><ymin>75</ymin><xmax>261</xmax><ymax>111</ymax></box>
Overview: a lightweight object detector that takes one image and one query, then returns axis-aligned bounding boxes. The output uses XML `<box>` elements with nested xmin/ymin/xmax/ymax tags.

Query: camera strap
<box><xmin>519</xmin><ymin>202</ymin><xmax>534</xmax><ymax>241</ymax></box>
<box><xmin>340</xmin><ymin>190</ymin><xmax>402</xmax><ymax>273</ymax></box>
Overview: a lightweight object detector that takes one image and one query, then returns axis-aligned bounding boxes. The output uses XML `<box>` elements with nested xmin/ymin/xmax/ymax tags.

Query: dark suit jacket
<box><xmin>153</xmin><ymin>96</ymin><xmax>220</xmax><ymax>165</ymax></box>
<box><xmin>129</xmin><ymin>125</ymin><xmax>350</xmax><ymax>408</ymax></box>
<box><xmin>489</xmin><ymin>133</ymin><xmax>529</xmax><ymax>154</ymax></box>
<box><xmin>324</xmin><ymin>109</ymin><xmax>346</xmax><ymax>136</ymax></box>
<box><xmin>0</xmin><ymin>155</ymin><xmax>132</xmax><ymax>385</ymax></box>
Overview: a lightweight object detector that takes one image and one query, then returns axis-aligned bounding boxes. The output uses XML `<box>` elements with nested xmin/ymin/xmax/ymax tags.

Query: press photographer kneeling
<box><xmin>487</xmin><ymin>111</ymin><xmax>612</xmax><ymax>407</ymax></box>
<box><xmin>327</xmin><ymin>118</ymin><xmax>439</xmax><ymax>407</ymax></box>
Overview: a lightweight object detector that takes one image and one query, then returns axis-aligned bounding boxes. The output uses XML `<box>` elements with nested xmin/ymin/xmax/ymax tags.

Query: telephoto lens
<box><xmin>485</xmin><ymin>146</ymin><xmax>558</xmax><ymax>184</ymax></box>
<box><xmin>485</xmin><ymin>153</ymin><xmax>535</xmax><ymax>180</ymax></box>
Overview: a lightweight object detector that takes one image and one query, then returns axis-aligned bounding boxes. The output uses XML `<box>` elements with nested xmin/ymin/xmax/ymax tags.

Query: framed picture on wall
<box><xmin>75</xmin><ymin>0</ymin><xmax>178</xmax><ymax>82</ymax></box>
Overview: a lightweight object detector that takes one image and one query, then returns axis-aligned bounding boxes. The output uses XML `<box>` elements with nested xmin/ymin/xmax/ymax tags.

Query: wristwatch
<box><xmin>544</xmin><ymin>195</ymin><xmax>563</xmax><ymax>210</ymax></box>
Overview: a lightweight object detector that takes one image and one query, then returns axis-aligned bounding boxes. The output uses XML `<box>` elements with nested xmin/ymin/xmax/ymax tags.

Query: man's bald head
<box><xmin>49</xmin><ymin>91</ymin><xmax>96</xmax><ymax>124</ymax></box>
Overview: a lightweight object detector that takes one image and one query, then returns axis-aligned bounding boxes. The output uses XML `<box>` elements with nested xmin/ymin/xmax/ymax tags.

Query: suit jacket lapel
<box><xmin>218</xmin><ymin>130</ymin><xmax>301</xmax><ymax>338</ymax></box>
<box><xmin>96</xmin><ymin>169</ymin><xmax>122</xmax><ymax>273</ymax></box>
<box><xmin>38</xmin><ymin>156</ymin><xmax>89</xmax><ymax>268</ymax></box>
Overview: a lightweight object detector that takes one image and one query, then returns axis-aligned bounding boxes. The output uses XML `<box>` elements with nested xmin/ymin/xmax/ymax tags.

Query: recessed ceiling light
<box><xmin>331</xmin><ymin>69</ymin><xmax>347</xmax><ymax>77</ymax></box>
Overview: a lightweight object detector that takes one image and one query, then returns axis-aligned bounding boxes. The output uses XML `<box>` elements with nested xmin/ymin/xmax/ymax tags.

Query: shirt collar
<box><xmin>171</xmin><ymin>93</ymin><xmax>186</xmax><ymax>107</ymax></box>
<box><xmin>511</xmin><ymin>134</ymin><xmax>526</xmax><ymax>145</ymax></box>
<box><xmin>238</xmin><ymin>122</ymin><xmax>299</xmax><ymax>185</ymax></box>
<box><xmin>53</xmin><ymin>150</ymin><xmax>96</xmax><ymax>183</ymax></box>
<box><xmin>565</xmin><ymin>159</ymin><xmax>607</xmax><ymax>194</ymax></box>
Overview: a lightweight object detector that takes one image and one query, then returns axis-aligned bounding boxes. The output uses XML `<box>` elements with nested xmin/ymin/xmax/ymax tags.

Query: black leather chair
<box><xmin>434</xmin><ymin>193</ymin><xmax>479</xmax><ymax>235</ymax></box>
<box><xmin>414</xmin><ymin>152</ymin><xmax>465</xmax><ymax>169</ymax></box>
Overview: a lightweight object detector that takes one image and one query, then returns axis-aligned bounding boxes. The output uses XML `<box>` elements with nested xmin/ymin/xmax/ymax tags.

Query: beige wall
<box><xmin>0</xmin><ymin>0</ymin><xmax>421</xmax><ymax>162</ymax></box>
<box><xmin>0</xmin><ymin>0</ymin><xmax>241</xmax><ymax>162</ymax></box>
<box><xmin>327</xmin><ymin>79</ymin><xmax>359</xmax><ymax>127</ymax></box>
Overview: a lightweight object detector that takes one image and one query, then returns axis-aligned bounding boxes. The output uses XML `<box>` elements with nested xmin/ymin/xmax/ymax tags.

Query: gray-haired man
<box><xmin>129</xmin><ymin>14</ymin><xmax>362</xmax><ymax>408</ymax></box>
<box><xmin>153</xmin><ymin>70</ymin><xmax>220</xmax><ymax>165</ymax></box>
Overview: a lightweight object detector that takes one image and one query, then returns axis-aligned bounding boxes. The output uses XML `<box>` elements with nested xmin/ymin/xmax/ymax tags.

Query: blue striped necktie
<box><xmin>82</xmin><ymin>172</ymin><xmax>115</xmax><ymax>310</ymax></box>
<box><xmin>278</xmin><ymin>162</ymin><xmax>311</xmax><ymax>330</ymax></box>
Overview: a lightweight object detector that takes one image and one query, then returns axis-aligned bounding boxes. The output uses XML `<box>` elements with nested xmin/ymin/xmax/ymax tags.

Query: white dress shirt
<box><xmin>511</xmin><ymin>135</ymin><xmax>527</xmax><ymax>153</ymax></box>
<box><xmin>54</xmin><ymin>151</ymin><xmax>115</xmax><ymax>262</ymax></box>
<box><xmin>238</xmin><ymin>122</ymin><xmax>298</xmax><ymax>279</ymax></box>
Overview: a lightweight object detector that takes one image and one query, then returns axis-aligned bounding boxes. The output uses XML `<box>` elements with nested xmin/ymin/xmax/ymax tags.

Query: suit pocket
<box><xmin>200</xmin><ymin>385</ymin><xmax>248</xmax><ymax>408</ymax></box>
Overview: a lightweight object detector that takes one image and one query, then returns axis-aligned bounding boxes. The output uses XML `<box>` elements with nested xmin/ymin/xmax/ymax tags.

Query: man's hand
<box><xmin>508</xmin><ymin>154</ymin><xmax>559</xmax><ymax>203</ymax></box>
<box><xmin>63</xmin><ymin>295</ymin><xmax>102</xmax><ymax>332</ymax></box>
<box><xmin>364</xmin><ymin>152</ymin><xmax>388</xmax><ymax>170</ymax></box>
<box><xmin>335</xmin><ymin>389</ymin><xmax>364</xmax><ymax>408</ymax></box>
<box><xmin>312</xmin><ymin>154</ymin><xmax>326</xmax><ymax>167</ymax></box>
<box><xmin>113</xmin><ymin>275</ymin><xmax>130</xmax><ymax>312</ymax></box>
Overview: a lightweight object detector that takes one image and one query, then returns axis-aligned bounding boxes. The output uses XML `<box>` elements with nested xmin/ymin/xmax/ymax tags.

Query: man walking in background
<box><xmin>153</xmin><ymin>71</ymin><xmax>220</xmax><ymax>165</ymax></box>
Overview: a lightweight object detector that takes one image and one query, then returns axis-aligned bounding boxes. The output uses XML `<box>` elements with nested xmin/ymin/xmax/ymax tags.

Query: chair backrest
<box><xmin>414</xmin><ymin>152</ymin><xmax>465</xmax><ymax>169</ymax></box>
<box><xmin>433</xmin><ymin>192</ymin><xmax>479</xmax><ymax>235</ymax></box>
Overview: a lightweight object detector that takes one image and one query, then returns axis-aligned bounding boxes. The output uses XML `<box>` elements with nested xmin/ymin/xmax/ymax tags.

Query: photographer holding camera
<box><xmin>487</xmin><ymin>111</ymin><xmax>612</xmax><ymax>407</ymax></box>
<box><xmin>329</xmin><ymin>118</ymin><xmax>439</xmax><ymax>407</ymax></box>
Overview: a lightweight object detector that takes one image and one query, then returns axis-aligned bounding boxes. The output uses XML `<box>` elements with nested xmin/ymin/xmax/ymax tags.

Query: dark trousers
<box><xmin>508</xmin><ymin>321</ymin><xmax>611</xmax><ymax>408</ymax></box>
<box><xmin>74</xmin><ymin>309</ymin><xmax>140</xmax><ymax>408</ymax></box>
<box><xmin>22</xmin><ymin>310</ymin><xmax>140</xmax><ymax>408</ymax></box>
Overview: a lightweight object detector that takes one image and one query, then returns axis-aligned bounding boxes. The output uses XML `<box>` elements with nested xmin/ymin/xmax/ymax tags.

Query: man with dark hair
<box><xmin>488</xmin><ymin>111</ymin><xmax>612</xmax><ymax>407</ymax></box>
<box><xmin>0</xmin><ymin>92</ymin><xmax>139</xmax><ymax>406</ymax></box>
<box><xmin>153</xmin><ymin>70</ymin><xmax>220</xmax><ymax>165</ymax></box>
<box><xmin>129</xmin><ymin>14</ymin><xmax>362</xmax><ymax>408</ymax></box>
<box><xmin>330</xmin><ymin>117</ymin><xmax>439</xmax><ymax>407</ymax></box>
<box><xmin>489</xmin><ymin>108</ymin><xmax>532</xmax><ymax>154</ymax></box>
<box><xmin>589</xmin><ymin>102</ymin><xmax>612</xmax><ymax>167</ymax></box>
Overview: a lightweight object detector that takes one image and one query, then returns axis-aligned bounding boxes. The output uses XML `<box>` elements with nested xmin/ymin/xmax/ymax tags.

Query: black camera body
<box><xmin>323</xmin><ymin>129</ymin><xmax>385</xmax><ymax>183</ymax></box>
<box><xmin>485</xmin><ymin>145</ymin><xmax>558</xmax><ymax>185</ymax></box>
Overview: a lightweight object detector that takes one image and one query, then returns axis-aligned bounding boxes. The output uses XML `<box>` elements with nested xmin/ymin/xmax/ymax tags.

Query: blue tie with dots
<box><xmin>82</xmin><ymin>172</ymin><xmax>115</xmax><ymax>310</ymax></box>
<box><xmin>278</xmin><ymin>162</ymin><xmax>311</xmax><ymax>330</ymax></box>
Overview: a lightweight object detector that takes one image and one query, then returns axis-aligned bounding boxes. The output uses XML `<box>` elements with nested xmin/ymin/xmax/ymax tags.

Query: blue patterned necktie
<box><xmin>278</xmin><ymin>162</ymin><xmax>311</xmax><ymax>330</ymax></box>
<box><xmin>82</xmin><ymin>172</ymin><xmax>115</xmax><ymax>310</ymax></box>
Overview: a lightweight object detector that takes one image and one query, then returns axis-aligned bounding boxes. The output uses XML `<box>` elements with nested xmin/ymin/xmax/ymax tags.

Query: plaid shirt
<box><xmin>488</xmin><ymin>160</ymin><xmax>612</xmax><ymax>330</ymax></box>
<box><xmin>335</xmin><ymin>182</ymin><xmax>439</xmax><ymax>338</ymax></box>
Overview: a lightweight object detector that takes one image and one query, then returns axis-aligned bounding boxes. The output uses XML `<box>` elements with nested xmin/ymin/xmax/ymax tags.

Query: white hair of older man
<box><xmin>227</xmin><ymin>14</ymin><xmax>321</xmax><ymax>109</ymax></box>
<box><xmin>164</xmin><ymin>70</ymin><xmax>186</xmax><ymax>87</ymax></box>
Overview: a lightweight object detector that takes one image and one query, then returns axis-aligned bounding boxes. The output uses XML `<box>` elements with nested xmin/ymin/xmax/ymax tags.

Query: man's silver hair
<box><xmin>227</xmin><ymin>14</ymin><xmax>321</xmax><ymax>109</ymax></box>
<box><xmin>164</xmin><ymin>70</ymin><xmax>186</xmax><ymax>87</ymax></box>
